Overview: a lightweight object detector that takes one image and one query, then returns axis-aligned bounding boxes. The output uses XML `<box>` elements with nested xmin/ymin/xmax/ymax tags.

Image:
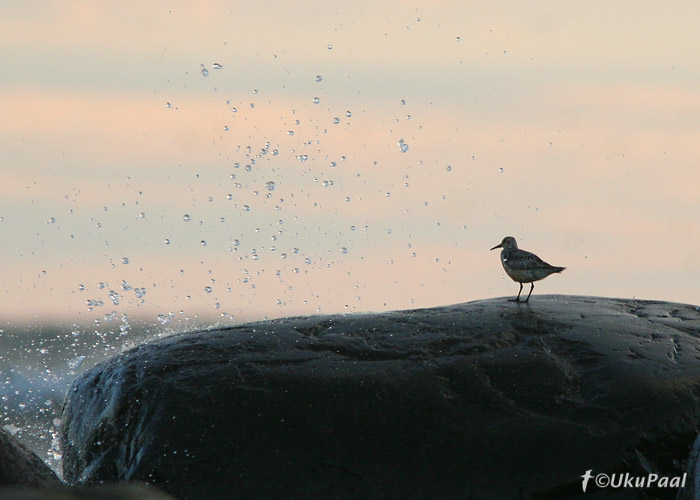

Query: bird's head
<box><xmin>490</xmin><ymin>236</ymin><xmax>518</xmax><ymax>251</ymax></box>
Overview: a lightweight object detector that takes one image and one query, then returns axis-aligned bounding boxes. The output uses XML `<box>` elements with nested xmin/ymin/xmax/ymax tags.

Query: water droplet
<box><xmin>86</xmin><ymin>299</ymin><xmax>104</xmax><ymax>308</ymax></box>
<box><xmin>330</xmin><ymin>161</ymin><xmax>337</xmax><ymax>167</ymax></box>
<box><xmin>47</xmin><ymin>216</ymin><xmax>56</xmax><ymax>224</ymax></box>
<box><xmin>243</xmin><ymin>205</ymin><xmax>250</xmax><ymax>211</ymax></box>
<box><xmin>304</xmin><ymin>257</ymin><xmax>312</xmax><ymax>265</ymax></box>
<box><xmin>204</xmin><ymin>286</ymin><xmax>213</xmax><ymax>293</ymax></box>
<box><xmin>456</xmin><ymin>36</ymin><xmax>461</xmax><ymax>42</ymax></box>
<box><xmin>400</xmin><ymin>99</ymin><xmax>406</xmax><ymax>105</ymax></box>
<box><xmin>397</xmin><ymin>139</ymin><xmax>409</xmax><ymax>153</ymax></box>
<box><xmin>164</xmin><ymin>238</ymin><xmax>171</xmax><ymax>245</ymax></box>
<box><xmin>340</xmin><ymin>247</ymin><xmax>348</xmax><ymax>254</ymax></box>
<box><xmin>223</xmin><ymin>125</ymin><xmax>229</xmax><ymax>131</ymax></box>
<box><xmin>201</xmin><ymin>67</ymin><xmax>209</xmax><ymax>77</ymax></box>
<box><xmin>78</xmin><ymin>284</ymin><xmax>85</xmax><ymax>291</ymax></box>
<box><xmin>287</xmin><ymin>130</ymin><xmax>295</xmax><ymax>136</ymax></box>
<box><xmin>212</xmin><ymin>62</ymin><xmax>223</xmax><ymax>70</ymax></box>
<box><xmin>201</xmin><ymin>240</ymin><xmax>207</xmax><ymax>246</ymax></box>
<box><xmin>139</xmin><ymin>212</ymin><xmax>146</xmax><ymax>218</ymax></box>
<box><xmin>265</xmin><ymin>181</ymin><xmax>276</xmax><ymax>191</ymax></box>
<box><xmin>446</xmin><ymin>165</ymin><xmax>452</xmax><ymax>171</ymax></box>
<box><xmin>166</xmin><ymin>102</ymin><xmax>172</xmax><ymax>108</ymax></box>
<box><xmin>122</xmin><ymin>257</ymin><xmax>129</xmax><ymax>265</ymax></box>
<box><xmin>183</xmin><ymin>214</ymin><xmax>192</xmax><ymax>222</ymax></box>
<box><xmin>346</xmin><ymin>110</ymin><xmax>352</xmax><ymax>117</ymax></box>
<box><xmin>498</xmin><ymin>167</ymin><xmax>504</xmax><ymax>174</ymax></box>
<box><xmin>313</xmin><ymin>97</ymin><xmax>320</xmax><ymax>104</ymax></box>
<box><xmin>333</xmin><ymin>117</ymin><xmax>340</xmax><ymax>124</ymax></box>
<box><xmin>68</xmin><ymin>356</ymin><xmax>86</xmax><ymax>371</ymax></box>
<box><xmin>156</xmin><ymin>313</ymin><xmax>173</xmax><ymax>325</ymax></box>
<box><xmin>327</xmin><ymin>44</ymin><xmax>333</xmax><ymax>50</ymax></box>
<box><xmin>315</xmin><ymin>75</ymin><xmax>323</xmax><ymax>82</ymax></box>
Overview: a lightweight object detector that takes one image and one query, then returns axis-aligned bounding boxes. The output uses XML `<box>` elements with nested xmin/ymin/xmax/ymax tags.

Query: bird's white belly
<box><xmin>502</xmin><ymin>265</ymin><xmax>551</xmax><ymax>283</ymax></box>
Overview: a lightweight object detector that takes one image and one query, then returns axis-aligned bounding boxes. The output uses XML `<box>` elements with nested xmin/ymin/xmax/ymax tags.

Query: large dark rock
<box><xmin>0</xmin><ymin>427</ymin><xmax>60</xmax><ymax>488</ymax></box>
<box><xmin>60</xmin><ymin>296</ymin><xmax>700</xmax><ymax>500</ymax></box>
<box><xmin>677</xmin><ymin>435</ymin><xmax>700</xmax><ymax>500</ymax></box>
<box><xmin>0</xmin><ymin>483</ymin><xmax>179</xmax><ymax>500</ymax></box>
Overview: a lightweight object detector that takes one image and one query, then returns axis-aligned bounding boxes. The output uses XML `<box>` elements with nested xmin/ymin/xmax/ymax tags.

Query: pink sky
<box><xmin>2</xmin><ymin>1</ymin><xmax>699</xmax><ymax>327</ymax></box>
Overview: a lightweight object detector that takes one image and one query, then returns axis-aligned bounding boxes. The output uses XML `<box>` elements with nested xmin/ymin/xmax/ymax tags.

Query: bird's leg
<box><xmin>509</xmin><ymin>282</ymin><xmax>523</xmax><ymax>302</ymax></box>
<box><xmin>524</xmin><ymin>282</ymin><xmax>534</xmax><ymax>303</ymax></box>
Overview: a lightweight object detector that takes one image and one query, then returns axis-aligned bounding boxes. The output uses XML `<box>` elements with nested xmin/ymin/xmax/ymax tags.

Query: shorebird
<box><xmin>490</xmin><ymin>236</ymin><xmax>565</xmax><ymax>302</ymax></box>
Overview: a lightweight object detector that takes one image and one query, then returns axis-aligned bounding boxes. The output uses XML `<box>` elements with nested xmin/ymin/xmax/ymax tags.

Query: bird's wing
<box><xmin>508</xmin><ymin>249</ymin><xmax>557</xmax><ymax>270</ymax></box>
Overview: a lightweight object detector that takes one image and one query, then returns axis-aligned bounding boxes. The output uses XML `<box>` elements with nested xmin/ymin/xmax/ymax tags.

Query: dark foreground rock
<box><xmin>677</xmin><ymin>435</ymin><xmax>700</xmax><ymax>500</ymax></box>
<box><xmin>60</xmin><ymin>296</ymin><xmax>700</xmax><ymax>500</ymax></box>
<box><xmin>0</xmin><ymin>483</ymin><xmax>179</xmax><ymax>499</ymax></box>
<box><xmin>0</xmin><ymin>427</ymin><xmax>60</xmax><ymax>488</ymax></box>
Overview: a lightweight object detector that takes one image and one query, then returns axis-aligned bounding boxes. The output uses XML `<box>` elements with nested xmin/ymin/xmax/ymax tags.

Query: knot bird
<box><xmin>490</xmin><ymin>236</ymin><xmax>565</xmax><ymax>302</ymax></box>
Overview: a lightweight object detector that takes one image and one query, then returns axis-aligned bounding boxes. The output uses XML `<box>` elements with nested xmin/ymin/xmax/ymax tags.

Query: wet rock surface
<box><xmin>677</xmin><ymin>435</ymin><xmax>700</xmax><ymax>500</ymax></box>
<box><xmin>0</xmin><ymin>483</ymin><xmax>179</xmax><ymax>500</ymax></box>
<box><xmin>0</xmin><ymin>427</ymin><xmax>61</xmax><ymax>488</ymax></box>
<box><xmin>60</xmin><ymin>296</ymin><xmax>700</xmax><ymax>500</ymax></box>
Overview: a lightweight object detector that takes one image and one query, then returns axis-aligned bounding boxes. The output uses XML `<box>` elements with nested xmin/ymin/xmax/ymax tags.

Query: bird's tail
<box><xmin>553</xmin><ymin>266</ymin><xmax>566</xmax><ymax>273</ymax></box>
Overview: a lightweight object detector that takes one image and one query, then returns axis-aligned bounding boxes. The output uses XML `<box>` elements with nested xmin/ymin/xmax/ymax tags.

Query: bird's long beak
<box><xmin>490</xmin><ymin>243</ymin><xmax>502</xmax><ymax>251</ymax></box>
